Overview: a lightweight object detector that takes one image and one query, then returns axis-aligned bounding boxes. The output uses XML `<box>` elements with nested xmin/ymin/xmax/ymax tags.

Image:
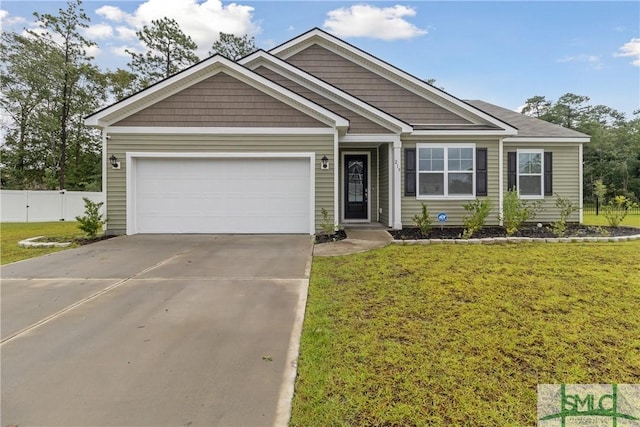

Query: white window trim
<box><xmin>516</xmin><ymin>149</ymin><xmax>544</xmax><ymax>200</ymax></box>
<box><xmin>416</xmin><ymin>143</ymin><xmax>476</xmax><ymax>200</ymax></box>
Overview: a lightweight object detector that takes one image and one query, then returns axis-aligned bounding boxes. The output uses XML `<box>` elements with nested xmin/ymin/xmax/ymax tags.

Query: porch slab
<box><xmin>313</xmin><ymin>228</ymin><xmax>392</xmax><ymax>257</ymax></box>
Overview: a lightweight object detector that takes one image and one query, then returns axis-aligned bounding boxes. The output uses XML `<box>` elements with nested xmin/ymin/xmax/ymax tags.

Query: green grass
<box><xmin>582</xmin><ymin>212</ymin><xmax>640</xmax><ymax>227</ymax></box>
<box><xmin>292</xmin><ymin>242</ymin><xmax>640</xmax><ymax>426</ymax></box>
<box><xmin>1</xmin><ymin>222</ymin><xmax>86</xmax><ymax>265</ymax></box>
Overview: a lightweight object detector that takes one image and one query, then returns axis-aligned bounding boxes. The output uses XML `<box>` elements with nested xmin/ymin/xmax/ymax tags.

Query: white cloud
<box><xmin>86</xmin><ymin>44</ymin><xmax>102</xmax><ymax>58</ymax></box>
<box><xmin>615</xmin><ymin>38</ymin><xmax>640</xmax><ymax>66</ymax></box>
<box><xmin>95</xmin><ymin>5</ymin><xmax>130</xmax><ymax>23</ymax></box>
<box><xmin>94</xmin><ymin>0</ymin><xmax>259</xmax><ymax>59</ymax></box>
<box><xmin>557</xmin><ymin>54</ymin><xmax>603</xmax><ymax>70</ymax></box>
<box><xmin>0</xmin><ymin>9</ymin><xmax>27</xmax><ymax>27</ymax></box>
<box><xmin>85</xmin><ymin>23</ymin><xmax>114</xmax><ymax>40</ymax></box>
<box><xmin>115</xmin><ymin>26</ymin><xmax>137</xmax><ymax>41</ymax></box>
<box><xmin>110</xmin><ymin>45</ymin><xmax>138</xmax><ymax>57</ymax></box>
<box><xmin>323</xmin><ymin>4</ymin><xmax>427</xmax><ymax>41</ymax></box>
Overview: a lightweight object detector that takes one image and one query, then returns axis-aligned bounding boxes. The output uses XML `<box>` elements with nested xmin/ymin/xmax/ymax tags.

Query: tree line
<box><xmin>2</xmin><ymin>0</ymin><xmax>638</xmax><ymax>204</ymax></box>
<box><xmin>0</xmin><ymin>0</ymin><xmax>256</xmax><ymax>191</ymax></box>
<box><xmin>522</xmin><ymin>94</ymin><xmax>640</xmax><ymax>203</ymax></box>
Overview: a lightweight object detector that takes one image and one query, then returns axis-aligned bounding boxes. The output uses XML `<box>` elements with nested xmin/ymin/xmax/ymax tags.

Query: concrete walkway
<box><xmin>313</xmin><ymin>228</ymin><xmax>392</xmax><ymax>256</ymax></box>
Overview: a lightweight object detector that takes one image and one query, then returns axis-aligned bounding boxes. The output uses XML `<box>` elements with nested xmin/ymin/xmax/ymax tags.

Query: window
<box><xmin>517</xmin><ymin>150</ymin><xmax>543</xmax><ymax>198</ymax></box>
<box><xmin>416</xmin><ymin>144</ymin><xmax>475</xmax><ymax>198</ymax></box>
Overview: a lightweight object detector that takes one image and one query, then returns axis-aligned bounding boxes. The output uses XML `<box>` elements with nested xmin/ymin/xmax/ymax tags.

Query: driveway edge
<box><xmin>273</xmin><ymin>235</ymin><xmax>314</xmax><ymax>426</ymax></box>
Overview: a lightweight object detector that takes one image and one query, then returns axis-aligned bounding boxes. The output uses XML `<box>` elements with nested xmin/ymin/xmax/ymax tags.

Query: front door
<box><xmin>344</xmin><ymin>154</ymin><xmax>368</xmax><ymax>220</ymax></box>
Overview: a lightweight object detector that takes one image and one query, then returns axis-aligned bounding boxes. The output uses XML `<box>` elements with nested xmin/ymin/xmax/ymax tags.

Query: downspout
<box><xmin>334</xmin><ymin>129</ymin><xmax>339</xmax><ymax>230</ymax></box>
<box><xmin>498</xmin><ymin>137</ymin><xmax>504</xmax><ymax>226</ymax></box>
<box><xmin>579</xmin><ymin>143</ymin><xmax>584</xmax><ymax>223</ymax></box>
<box><xmin>102</xmin><ymin>127</ymin><xmax>108</xmax><ymax>233</ymax></box>
<box><xmin>376</xmin><ymin>147</ymin><xmax>380</xmax><ymax>222</ymax></box>
<box><xmin>388</xmin><ymin>143</ymin><xmax>393</xmax><ymax>228</ymax></box>
<box><xmin>392</xmin><ymin>137</ymin><xmax>402</xmax><ymax>229</ymax></box>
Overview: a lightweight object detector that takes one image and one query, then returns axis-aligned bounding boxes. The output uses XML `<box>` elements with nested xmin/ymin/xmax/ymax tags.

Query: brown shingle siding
<box><xmin>254</xmin><ymin>66</ymin><xmax>391</xmax><ymax>134</ymax></box>
<box><xmin>113</xmin><ymin>72</ymin><xmax>326</xmax><ymax>128</ymax></box>
<box><xmin>285</xmin><ymin>44</ymin><xmax>471</xmax><ymax>125</ymax></box>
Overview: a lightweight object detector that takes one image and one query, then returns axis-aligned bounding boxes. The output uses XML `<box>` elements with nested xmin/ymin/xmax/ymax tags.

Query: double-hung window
<box><xmin>517</xmin><ymin>149</ymin><xmax>543</xmax><ymax>198</ymax></box>
<box><xmin>416</xmin><ymin>144</ymin><xmax>475</xmax><ymax>198</ymax></box>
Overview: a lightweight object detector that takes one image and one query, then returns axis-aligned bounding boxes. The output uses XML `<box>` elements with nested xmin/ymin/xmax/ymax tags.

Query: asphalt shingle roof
<box><xmin>466</xmin><ymin>100</ymin><xmax>590</xmax><ymax>139</ymax></box>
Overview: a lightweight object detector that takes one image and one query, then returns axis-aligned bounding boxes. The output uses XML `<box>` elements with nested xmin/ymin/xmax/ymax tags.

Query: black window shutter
<box><xmin>544</xmin><ymin>151</ymin><xmax>553</xmax><ymax>196</ymax></box>
<box><xmin>476</xmin><ymin>148</ymin><xmax>487</xmax><ymax>196</ymax></box>
<box><xmin>405</xmin><ymin>148</ymin><xmax>416</xmax><ymax>196</ymax></box>
<box><xmin>507</xmin><ymin>152</ymin><xmax>517</xmax><ymax>191</ymax></box>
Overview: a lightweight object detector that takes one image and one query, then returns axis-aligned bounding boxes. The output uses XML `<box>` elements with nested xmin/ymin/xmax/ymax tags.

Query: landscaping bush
<box><xmin>603</xmin><ymin>195</ymin><xmax>637</xmax><ymax>227</ymax></box>
<box><xmin>499</xmin><ymin>189</ymin><xmax>543</xmax><ymax>236</ymax></box>
<box><xmin>412</xmin><ymin>203</ymin><xmax>432</xmax><ymax>236</ymax></box>
<box><xmin>462</xmin><ymin>198</ymin><xmax>492</xmax><ymax>239</ymax></box>
<box><xmin>319</xmin><ymin>207</ymin><xmax>335</xmax><ymax>235</ymax></box>
<box><xmin>550</xmin><ymin>194</ymin><xmax>578</xmax><ymax>236</ymax></box>
<box><xmin>75</xmin><ymin>197</ymin><xmax>106</xmax><ymax>238</ymax></box>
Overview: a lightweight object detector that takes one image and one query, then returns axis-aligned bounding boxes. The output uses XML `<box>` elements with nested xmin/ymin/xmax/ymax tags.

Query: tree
<box><xmin>127</xmin><ymin>17</ymin><xmax>199</xmax><ymax>89</ymax></box>
<box><xmin>521</xmin><ymin>95</ymin><xmax>552</xmax><ymax>119</ymax></box>
<box><xmin>31</xmin><ymin>0</ymin><xmax>101</xmax><ymax>190</ymax></box>
<box><xmin>208</xmin><ymin>32</ymin><xmax>257</xmax><ymax>60</ymax></box>
<box><xmin>522</xmin><ymin>93</ymin><xmax>640</xmax><ymax>203</ymax></box>
<box><xmin>104</xmin><ymin>68</ymin><xmax>137</xmax><ymax>101</ymax></box>
<box><xmin>0</xmin><ymin>0</ymin><xmax>106</xmax><ymax>190</ymax></box>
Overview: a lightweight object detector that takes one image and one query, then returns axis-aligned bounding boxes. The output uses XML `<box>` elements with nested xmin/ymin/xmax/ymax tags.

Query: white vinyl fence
<box><xmin>1</xmin><ymin>190</ymin><xmax>104</xmax><ymax>222</ymax></box>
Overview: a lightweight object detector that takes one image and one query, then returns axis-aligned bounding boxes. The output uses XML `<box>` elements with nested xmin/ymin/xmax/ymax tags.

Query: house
<box><xmin>85</xmin><ymin>28</ymin><xmax>589</xmax><ymax>235</ymax></box>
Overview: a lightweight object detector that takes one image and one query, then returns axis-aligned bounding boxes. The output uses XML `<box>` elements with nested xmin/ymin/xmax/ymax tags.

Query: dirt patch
<box><xmin>389</xmin><ymin>224</ymin><xmax>640</xmax><ymax>240</ymax></box>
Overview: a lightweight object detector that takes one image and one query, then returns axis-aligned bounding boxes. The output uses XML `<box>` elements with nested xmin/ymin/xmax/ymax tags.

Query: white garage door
<box><xmin>133</xmin><ymin>157</ymin><xmax>312</xmax><ymax>234</ymax></box>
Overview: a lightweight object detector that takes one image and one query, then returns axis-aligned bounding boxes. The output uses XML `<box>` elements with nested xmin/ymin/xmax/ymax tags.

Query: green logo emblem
<box><xmin>538</xmin><ymin>384</ymin><xmax>640</xmax><ymax>427</ymax></box>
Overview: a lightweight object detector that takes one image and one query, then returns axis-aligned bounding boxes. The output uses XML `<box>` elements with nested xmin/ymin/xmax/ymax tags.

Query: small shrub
<box><xmin>550</xmin><ymin>194</ymin><xmax>578</xmax><ymax>237</ymax></box>
<box><xmin>603</xmin><ymin>195</ymin><xmax>637</xmax><ymax>227</ymax></box>
<box><xmin>75</xmin><ymin>197</ymin><xmax>106</xmax><ymax>238</ymax></box>
<box><xmin>462</xmin><ymin>198</ymin><xmax>492</xmax><ymax>239</ymax></box>
<box><xmin>499</xmin><ymin>189</ymin><xmax>543</xmax><ymax>236</ymax></box>
<box><xmin>320</xmin><ymin>207</ymin><xmax>335</xmax><ymax>235</ymax></box>
<box><xmin>412</xmin><ymin>203</ymin><xmax>432</xmax><ymax>236</ymax></box>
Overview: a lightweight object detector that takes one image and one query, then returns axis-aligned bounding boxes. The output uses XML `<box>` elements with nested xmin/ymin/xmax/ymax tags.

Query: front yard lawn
<box><xmin>292</xmin><ymin>242</ymin><xmax>640</xmax><ymax>426</ymax></box>
<box><xmin>1</xmin><ymin>222</ymin><xmax>84</xmax><ymax>265</ymax></box>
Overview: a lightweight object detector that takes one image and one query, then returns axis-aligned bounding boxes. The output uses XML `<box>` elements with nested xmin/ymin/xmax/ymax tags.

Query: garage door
<box><xmin>133</xmin><ymin>157</ymin><xmax>312</xmax><ymax>234</ymax></box>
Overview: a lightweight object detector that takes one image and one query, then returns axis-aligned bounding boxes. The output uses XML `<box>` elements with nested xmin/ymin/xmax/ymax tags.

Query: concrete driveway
<box><xmin>1</xmin><ymin>234</ymin><xmax>313</xmax><ymax>427</ymax></box>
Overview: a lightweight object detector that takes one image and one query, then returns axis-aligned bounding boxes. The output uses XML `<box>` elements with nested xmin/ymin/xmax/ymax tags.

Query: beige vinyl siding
<box><xmin>113</xmin><ymin>72</ymin><xmax>324</xmax><ymax>128</ymax></box>
<box><xmin>504</xmin><ymin>142</ymin><xmax>581</xmax><ymax>223</ymax></box>
<box><xmin>106</xmin><ymin>133</ymin><xmax>334</xmax><ymax>234</ymax></box>
<box><xmin>401</xmin><ymin>138</ymin><xmax>501</xmax><ymax>226</ymax></box>
<box><xmin>378</xmin><ymin>145</ymin><xmax>389</xmax><ymax>226</ymax></box>
<box><xmin>338</xmin><ymin>148</ymin><xmax>378</xmax><ymax>223</ymax></box>
<box><xmin>254</xmin><ymin>66</ymin><xmax>391</xmax><ymax>134</ymax></box>
<box><xmin>285</xmin><ymin>45</ymin><xmax>471</xmax><ymax>125</ymax></box>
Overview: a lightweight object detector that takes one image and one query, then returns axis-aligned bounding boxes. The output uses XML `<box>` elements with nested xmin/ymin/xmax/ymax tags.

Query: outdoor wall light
<box><xmin>321</xmin><ymin>155</ymin><xmax>329</xmax><ymax>170</ymax></box>
<box><xmin>109</xmin><ymin>154</ymin><xmax>120</xmax><ymax>169</ymax></box>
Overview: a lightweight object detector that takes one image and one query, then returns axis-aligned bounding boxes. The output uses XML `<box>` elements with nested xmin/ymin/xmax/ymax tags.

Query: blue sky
<box><xmin>1</xmin><ymin>1</ymin><xmax>639</xmax><ymax>116</ymax></box>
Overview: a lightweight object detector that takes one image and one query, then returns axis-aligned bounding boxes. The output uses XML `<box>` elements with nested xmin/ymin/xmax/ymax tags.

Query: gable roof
<box><xmin>467</xmin><ymin>100</ymin><xmax>590</xmax><ymax>142</ymax></box>
<box><xmin>239</xmin><ymin>50</ymin><xmax>413</xmax><ymax>134</ymax></box>
<box><xmin>270</xmin><ymin>28</ymin><xmax>518</xmax><ymax>135</ymax></box>
<box><xmin>85</xmin><ymin>55</ymin><xmax>349</xmax><ymax>131</ymax></box>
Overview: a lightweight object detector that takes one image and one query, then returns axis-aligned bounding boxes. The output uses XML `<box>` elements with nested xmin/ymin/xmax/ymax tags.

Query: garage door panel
<box><xmin>133</xmin><ymin>157</ymin><xmax>311</xmax><ymax>234</ymax></box>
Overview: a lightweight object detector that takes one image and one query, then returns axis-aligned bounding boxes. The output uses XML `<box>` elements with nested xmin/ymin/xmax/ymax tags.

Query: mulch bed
<box><xmin>315</xmin><ymin>229</ymin><xmax>347</xmax><ymax>244</ymax></box>
<box><xmin>36</xmin><ymin>235</ymin><xmax>115</xmax><ymax>245</ymax></box>
<box><xmin>389</xmin><ymin>224</ymin><xmax>640</xmax><ymax>240</ymax></box>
